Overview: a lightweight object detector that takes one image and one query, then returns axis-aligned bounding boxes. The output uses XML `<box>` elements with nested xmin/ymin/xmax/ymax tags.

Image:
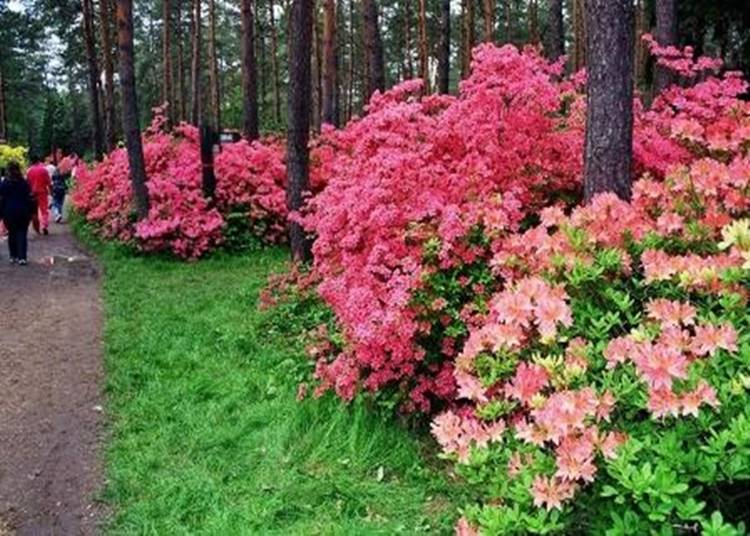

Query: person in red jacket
<box><xmin>26</xmin><ymin>157</ymin><xmax>51</xmax><ymax>235</ymax></box>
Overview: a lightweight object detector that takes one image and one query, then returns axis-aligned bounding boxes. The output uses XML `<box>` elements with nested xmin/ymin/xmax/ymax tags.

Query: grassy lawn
<box><xmin>95</xmin><ymin>245</ymin><xmax>462</xmax><ymax>535</ymax></box>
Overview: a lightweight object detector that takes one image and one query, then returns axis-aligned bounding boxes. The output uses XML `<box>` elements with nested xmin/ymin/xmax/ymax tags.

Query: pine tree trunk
<box><xmin>573</xmin><ymin>0</ymin><xmax>586</xmax><ymax>70</ymax></box>
<box><xmin>0</xmin><ymin>68</ymin><xmax>6</xmax><ymax>142</ymax></box>
<box><xmin>269</xmin><ymin>0</ymin><xmax>282</xmax><ymax>124</ymax></box>
<box><xmin>482</xmin><ymin>0</ymin><xmax>494</xmax><ymax>42</ymax></box>
<box><xmin>634</xmin><ymin>0</ymin><xmax>648</xmax><ymax>89</ymax></box>
<box><xmin>404</xmin><ymin>0</ymin><xmax>414</xmax><ymax>79</ymax></box>
<box><xmin>322</xmin><ymin>0</ymin><xmax>338</xmax><ymax>126</ymax></box>
<box><xmin>256</xmin><ymin>0</ymin><xmax>267</xmax><ymax>112</ymax></box>
<box><xmin>287</xmin><ymin>0</ymin><xmax>314</xmax><ymax>263</ymax></box>
<box><xmin>163</xmin><ymin>0</ymin><xmax>174</xmax><ymax>127</ymax></box>
<box><xmin>528</xmin><ymin>0</ymin><xmax>539</xmax><ymax>45</ymax></box>
<box><xmin>545</xmin><ymin>0</ymin><xmax>564</xmax><ymax>61</ymax></box>
<box><xmin>584</xmin><ymin>0</ymin><xmax>634</xmax><ymax>202</ymax></box>
<box><xmin>116</xmin><ymin>0</ymin><xmax>150</xmax><ymax>219</ymax></box>
<box><xmin>438</xmin><ymin>0</ymin><xmax>450</xmax><ymax>93</ymax></box>
<box><xmin>208</xmin><ymin>0</ymin><xmax>221</xmax><ymax>132</ymax></box>
<box><xmin>312</xmin><ymin>6</ymin><xmax>322</xmax><ymax>131</ymax></box>
<box><xmin>346</xmin><ymin>0</ymin><xmax>355</xmax><ymax>120</ymax></box>
<box><xmin>461</xmin><ymin>0</ymin><xmax>474</xmax><ymax>78</ymax></box>
<box><xmin>418</xmin><ymin>0</ymin><xmax>429</xmax><ymax>89</ymax></box>
<box><xmin>241</xmin><ymin>0</ymin><xmax>260</xmax><ymax>139</ymax></box>
<box><xmin>503</xmin><ymin>0</ymin><xmax>510</xmax><ymax>42</ymax></box>
<box><xmin>190</xmin><ymin>0</ymin><xmax>202</xmax><ymax>125</ymax></box>
<box><xmin>99</xmin><ymin>0</ymin><xmax>117</xmax><ymax>150</ymax></box>
<box><xmin>82</xmin><ymin>0</ymin><xmax>104</xmax><ymax>160</ymax></box>
<box><xmin>654</xmin><ymin>0</ymin><xmax>676</xmax><ymax>93</ymax></box>
<box><xmin>362</xmin><ymin>0</ymin><xmax>385</xmax><ymax>100</ymax></box>
<box><xmin>175</xmin><ymin>0</ymin><xmax>187</xmax><ymax>122</ymax></box>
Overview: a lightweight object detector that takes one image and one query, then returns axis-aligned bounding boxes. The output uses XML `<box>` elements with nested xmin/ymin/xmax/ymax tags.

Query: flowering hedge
<box><xmin>71</xmin><ymin>118</ymin><xmax>289</xmax><ymax>258</ymax></box>
<box><xmin>304</xmin><ymin>41</ymin><xmax>750</xmax><ymax>415</ymax></box>
<box><xmin>0</xmin><ymin>144</ymin><xmax>28</xmax><ymax>170</ymax></box>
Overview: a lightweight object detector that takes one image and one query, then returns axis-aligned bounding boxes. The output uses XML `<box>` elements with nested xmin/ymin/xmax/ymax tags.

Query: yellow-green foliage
<box><xmin>0</xmin><ymin>144</ymin><xmax>29</xmax><ymax>171</ymax></box>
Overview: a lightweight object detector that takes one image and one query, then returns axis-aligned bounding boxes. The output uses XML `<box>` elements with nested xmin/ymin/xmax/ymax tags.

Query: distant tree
<box><xmin>99</xmin><ymin>0</ymin><xmax>117</xmax><ymax>150</ymax></box>
<box><xmin>190</xmin><ymin>0</ymin><xmax>202</xmax><ymax>125</ymax></box>
<box><xmin>482</xmin><ymin>0</ymin><xmax>494</xmax><ymax>42</ymax></box>
<box><xmin>240</xmin><ymin>0</ymin><xmax>259</xmax><ymax>139</ymax></box>
<box><xmin>286</xmin><ymin>0</ymin><xmax>313</xmax><ymax>262</ymax></box>
<box><xmin>321</xmin><ymin>0</ymin><xmax>338</xmax><ymax>126</ymax></box>
<box><xmin>116</xmin><ymin>0</ymin><xmax>150</xmax><ymax>219</ymax></box>
<box><xmin>362</xmin><ymin>0</ymin><xmax>385</xmax><ymax>100</ymax></box>
<box><xmin>545</xmin><ymin>0</ymin><xmax>564</xmax><ymax>61</ymax></box>
<box><xmin>583</xmin><ymin>0</ymin><xmax>635</xmax><ymax>201</ymax></box>
<box><xmin>162</xmin><ymin>0</ymin><xmax>174</xmax><ymax>127</ymax></box>
<box><xmin>654</xmin><ymin>0</ymin><xmax>677</xmax><ymax>93</ymax></box>
<box><xmin>81</xmin><ymin>0</ymin><xmax>104</xmax><ymax>160</ymax></box>
<box><xmin>207</xmin><ymin>0</ymin><xmax>221</xmax><ymax>132</ymax></box>
<box><xmin>573</xmin><ymin>0</ymin><xmax>585</xmax><ymax>70</ymax></box>
<box><xmin>461</xmin><ymin>0</ymin><xmax>475</xmax><ymax>78</ymax></box>
<box><xmin>417</xmin><ymin>0</ymin><xmax>428</xmax><ymax>88</ymax></box>
<box><xmin>437</xmin><ymin>0</ymin><xmax>450</xmax><ymax>94</ymax></box>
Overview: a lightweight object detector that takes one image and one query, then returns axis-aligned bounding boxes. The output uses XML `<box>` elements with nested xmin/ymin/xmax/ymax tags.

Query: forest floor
<box><xmin>0</xmin><ymin>221</ymin><xmax>105</xmax><ymax>535</ymax></box>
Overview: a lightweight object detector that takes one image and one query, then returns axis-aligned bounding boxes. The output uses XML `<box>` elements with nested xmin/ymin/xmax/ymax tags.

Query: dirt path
<box><xmin>0</xmin><ymin>222</ymin><xmax>104</xmax><ymax>535</ymax></box>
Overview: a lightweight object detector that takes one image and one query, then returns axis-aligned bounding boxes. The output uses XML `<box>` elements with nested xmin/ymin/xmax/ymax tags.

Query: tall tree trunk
<box><xmin>241</xmin><ymin>0</ymin><xmax>260</xmax><ymax>139</ymax></box>
<box><xmin>99</xmin><ymin>0</ymin><xmax>117</xmax><ymax>150</ymax></box>
<box><xmin>634</xmin><ymin>0</ymin><xmax>648</xmax><ymax>88</ymax></box>
<box><xmin>503</xmin><ymin>0</ymin><xmax>510</xmax><ymax>42</ymax></box>
<box><xmin>312</xmin><ymin>6</ymin><xmax>322</xmax><ymax>131</ymax></box>
<box><xmin>82</xmin><ymin>0</ymin><xmax>104</xmax><ymax>160</ymax></box>
<box><xmin>653</xmin><ymin>0</ymin><xmax>676</xmax><ymax>93</ymax></box>
<box><xmin>322</xmin><ymin>0</ymin><xmax>338</xmax><ymax>126</ymax></box>
<box><xmin>116</xmin><ymin>0</ymin><xmax>150</xmax><ymax>219</ymax></box>
<box><xmin>573</xmin><ymin>0</ymin><xmax>585</xmax><ymax>70</ymax></box>
<box><xmin>545</xmin><ymin>0</ymin><xmax>564</xmax><ymax>61</ymax></box>
<box><xmin>528</xmin><ymin>0</ymin><xmax>539</xmax><ymax>45</ymax></box>
<box><xmin>584</xmin><ymin>0</ymin><xmax>634</xmax><ymax>202</ymax></box>
<box><xmin>175</xmin><ymin>0</ymin><xmax>187</xmax><ymax>122</ymax></box>
<box><xmin>403</xmin><ymin>0</ymin><xmax>414</xmax><ymax>79</ymax></box>
<box><xmin>437</xmin><ymin>0</ymin><xmax>450</xmax><ymax>93</ymax></box>
<box><xmin>0</xmin><ymin>67</ymin><xmax>7</xmax><ymax>141</ymax></box>
<box><xmin>256</xmin><ymin>0</ymin><xmax>267</xmax><ymax>112</ymax></box>
<box><xmin>418</xmin><ymin>0</ymin><xmax>429</xmax><ymax>89</ymax></box>
<box><xmin>287</xmin><ymin>0</ymin><xmax>314</xmax><ymax>263</ymax></box>
<box><xmin>362</xmin><ymin>0</ymin><xmax>385</xmax><ymax>101</ymax></box>
<box><xmin>269</xmin><ymin>0</ymin><xmax>282</xmax><ymax>124</ymax></box>
<box><xmin>190</xmin><ymin>0</ymin><xmax>202</xmax><ymax>125</ymax></box>
<box><xmin>163</xmin><ymin>0</ymin><xmax>174</xmax><ymax>126</ymax></box>
<box><xmin>208</xmin><ymin>0</ymin><xmax>221</xmax><ymax>132</ymax></box>
<box><xmin>461</xmin><ymin>0</ymin><xmax>474</xmax><ymax>78</ymax></box>
<box><xmin>482</xmin><ymin>0</ymin><xmax>494</xmax><ymax>42</ymax></box>
<box><xmin>346</xmin><ymin>0</ymin><xmax>355</xmax><ymax>120</ymax></box>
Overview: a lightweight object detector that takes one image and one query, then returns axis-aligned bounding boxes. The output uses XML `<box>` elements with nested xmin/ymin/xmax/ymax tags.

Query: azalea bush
<box><xmin>71</xmin><ymin>116</ymin><xmax>289</xmax><ymax>258</ymax></box>
<box><xmin>0</xmin><ymin>143</ymin><xmax>28</xmax><ymax>170</ymax></box>
<box><xmin>304</xmin><ymin>40</ymin><xmax>750</xmax><ymax>415</ymax></box>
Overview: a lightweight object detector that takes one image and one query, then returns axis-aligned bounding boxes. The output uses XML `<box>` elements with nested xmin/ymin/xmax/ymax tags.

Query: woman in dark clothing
<box><xmin>0</xmin><ymin>161</ymin><xmax>35</xmax><ymax>265</ymax></box>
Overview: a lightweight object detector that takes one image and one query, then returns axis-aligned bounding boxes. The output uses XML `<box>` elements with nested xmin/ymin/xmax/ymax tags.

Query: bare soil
<box><xmin>0</xmin><ymin>222</ymin><xmax>104</xmax><ymax>535</ymax></box>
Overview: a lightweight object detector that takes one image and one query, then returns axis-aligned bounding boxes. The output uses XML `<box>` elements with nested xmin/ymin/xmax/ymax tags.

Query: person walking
<box><xmin>51</xmin><ymin>167</ymin><xmax>68</xmax><ymax>223</ymax></box>
<box><xmin>0</xmin><ymin>161</ymin><xmax>35</xmax><ymax>265</ymax></box>
<box><xmin>26</xmin><ymin>157</ymin><xmax>51</xmax><ymax>235</ymax></box>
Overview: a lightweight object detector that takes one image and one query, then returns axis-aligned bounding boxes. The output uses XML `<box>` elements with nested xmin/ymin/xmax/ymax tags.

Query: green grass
<box><xmin>94</xmin><ymin>244</ymin><xmax>464</xmax><ymax>535</ymax></box>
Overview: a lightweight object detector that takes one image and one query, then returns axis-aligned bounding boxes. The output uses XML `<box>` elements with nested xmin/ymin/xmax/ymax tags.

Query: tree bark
<box><xmin>654</xmin><ymin>0</ymin><xmax>677</xmax><ymax>93</ymax></box>
<box><xmin>241</xmin><ymin>0</ymin><xmax>260</xmax><ymax>139</ymax></box>
<box><xmin>269</xmin><ymin>0</ymin><xmax>282</xmax><ymax>124</ymax></box>
<box><xmin>312</xmin><ymin>6</ymin><xmax>322</xmax><ymax>131</ymax></box>
<box><xmin>208</xmin><ymin>0</ymin><xmax>221</xmax><ymax>132</ymax></box>
<box><xmin>528</xmin><ymin>0</ymin><xmax>539</xmax><ymax>45</ymax></box>
<box><xmin>116</xmin><ymin>0</ymin><xmax>150</xmax><ymax>219</ymax></box>
<box><xmin>99</xmin><ymin>0</ymin><xmax>117</xmax><ymax>150</ymax></box>
<box><xmin>362</xmin><ymin>0</ymin><xmax>385</xmax><ymax>101</ymax></box>
<box><xmin>461</xmin><ymin>0</ymin><xmax>474</xmax><ymax>78</ymax></box>
<box><xmin>482</xmin><ymin>0</ymin><xmax>494</xmax><ymax>42</ymax></box>
<box><xmin>584</xmin><ymin>0</ymin><xmax>634</xmax><ymax>202</ymax></box>
<box><xmin>345</xmin><ymin>0</ymin><xmax>355</xmax><ymax>120</ymax></box>
<box><xmin>175</xmin><ymin>0</ymin><xmax>187</xmax><ymax>122</ymax></box>
<box><xmin>403</xmin><ymin>0</ymin><xmax>414</xmax><ymax>79</ymax></box>
<box><xmin>545</xmin><ymin>0</ymin><xmax>564</xmax><ymax>61</ymax></box>
<box><xmin>200</xmin><ymin>123</ymin><xmax>216</xmax><ymax>199</ymax></box>
<box><xmin>82</xmin><ymin>0</ymin><xmax>104</xmax><ymax>160</ymax></box>
<box><xmin>634</xmin><ymin>0</ymin><xmax>648</xmax><ymax>88</ymax></box>
<box><xmin>163</xmin><ymin>0</ymin><xmax>174</xmax><ymax>127</ymax></box>
<box><xmin>418</xmin><ymin>0</ymin><xmax>429</xmax><ymax>89</ymax></box>
<box><xmin>437</xmin><ymin>0</ymin><xmax>450</xmax><ymax>93</ymax></box>
<box><xmin>573</xmin><ymin>0</ymin><xmax>585</xmax><ymax>70</ymax></box>
<box><xmin>190</xmin><ymin>0</ymin><xmax>202</xmax><ymax>125</ymax></box>
<box><xmin>322</xmin><ymin>0</ymin><xmax>338</xmax><ymax>126</ymax></box>
<box><xmin>287</xmin><ymin>0</ymin><xmax>314</xmax><ymax>263</ymax></box>
<box><xmin>0</xmin><ymin>67</ymin><xmax>7</xmax><ymax>142</ymax></box>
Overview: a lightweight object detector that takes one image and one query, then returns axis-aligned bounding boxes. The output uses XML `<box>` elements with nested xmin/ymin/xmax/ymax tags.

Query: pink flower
<box><xmin>691</xmin><ymin>323</ymin><xmax>739</xmax><ymax>357</ymax></box>
<box><xmin>506</xmin><ymin>363</ymin><xmax>549</xmax><ymax>405</ymax></box>
<box><xmin>530</xmin><ymin>475</ymin><xmax>577</xmax><ymax>511</ymax></box>
<box><xmin>646</xmin><ymin>299</ymin><xmax>696</xmax><ymax>328</ymax></box>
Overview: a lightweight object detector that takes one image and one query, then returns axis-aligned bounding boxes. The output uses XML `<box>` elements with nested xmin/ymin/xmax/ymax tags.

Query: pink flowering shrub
<box><xmin>432</xmin><ymin>157</ymin><xmax>750</xmax><ymax>533</ymax></box>
<box><xmin>304</xmin><ymin>42</ymin><xmax>750</xmax><ymax>415</ymax></box>
<box><xmin>71</xmin><ymin>118</ymin><xmax>289</xmax><ymax>259</ymax></box>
